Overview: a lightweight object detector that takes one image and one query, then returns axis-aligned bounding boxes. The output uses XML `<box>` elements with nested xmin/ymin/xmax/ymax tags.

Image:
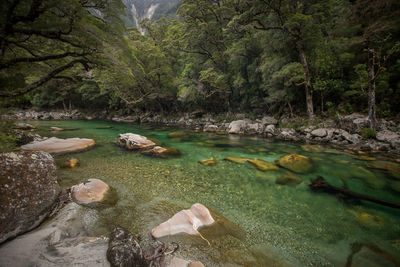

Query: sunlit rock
<box><xmin>64</xmin><ymin>158</ymin><xmax>79</xmax><ymax>168</ymax></box>
<box><xmin>116</xmin><ymin>133</ymin><xmax>155</xmax><ymax>150</ymax></box>
<box><xmin>21</xmin><ymin>137</ymin><xmax>95</xmax><ymax>155</ymax></box>
<box><xmin>152</xmin><ymin>203</ymin><xmax>215</xmax><ymax>239</ymax></box>
<box><xmin>50</xmin><ymin>126</ymin><xmax>64</xmax><ymax>131</ymax></box>
<box><xmin>276</xmin><ymin>154</ymin><xmax>313</xmax><ymax>173</ymax></box>
<box><xmin>276</xmin><ymin>172</ymin><xmax>302</xmax><ymax>186</ymax></box>
<box><xmin>198</xmin><ymin>157</ymin><xmax>217</xmax><ymax>165</ymax></box>
<box><xmin>248</xmin><ymin>158</ymin><xmax>279</xmax><ymax>171</ymax></box>
<box><xmin>224</xmin><ymin>156</ymin><xmax>252</xmax><ymax>164</ymax></box>
<box><xmin>70</xmin><ymin>179</ymin><xmax>110</xmax><ymax>205</ymax></box>
<box><xmin>347</xmin><ymin>209</ymin><xmax>385</xmax><ymax>228</ymax></box>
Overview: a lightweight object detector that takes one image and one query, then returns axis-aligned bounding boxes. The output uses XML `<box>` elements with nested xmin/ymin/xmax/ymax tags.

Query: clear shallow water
<box><xmin>29</xmin><ymin>120</ymin><xmax>400</xmax><ymax>266</ymax></box>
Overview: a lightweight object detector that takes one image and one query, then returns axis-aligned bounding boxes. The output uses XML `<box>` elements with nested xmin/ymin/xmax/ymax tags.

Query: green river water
<box><xmin>29</xmin><ymin>120</ymin><xmax>400</xmax><ymax>266</ymax></box>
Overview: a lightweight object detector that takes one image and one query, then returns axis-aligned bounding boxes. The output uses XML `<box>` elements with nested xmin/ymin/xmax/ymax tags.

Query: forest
<box><xmin>1</xmin><ymin>0</ymin><xmax>400</xmax><ymax>125</ymax></box>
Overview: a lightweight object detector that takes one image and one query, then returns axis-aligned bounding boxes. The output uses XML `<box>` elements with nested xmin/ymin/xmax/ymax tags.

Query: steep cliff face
<box><xmin>122</xmin><ymin>0</ymin><xmax>180</xmax><ymax>33</ymax></box>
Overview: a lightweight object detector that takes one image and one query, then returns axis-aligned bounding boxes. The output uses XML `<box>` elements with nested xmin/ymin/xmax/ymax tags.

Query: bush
<box><xmin>360</xmin><ymin>128</ymin><xmax>377</xmax><ymax>139</ymax></box>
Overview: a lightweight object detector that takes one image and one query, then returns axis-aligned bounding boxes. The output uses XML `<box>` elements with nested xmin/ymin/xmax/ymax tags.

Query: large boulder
<box><xmin>21</xmin><ymin>137</ymin><xmax>95</xmax><ymax>155</ymax></box>
<box><xmin>276</xmin><ymin>154</ymin><xmax>313</xmax><ymax>173</ymax></box>
<box><xmin>311</xmin><ymin>128</ymin><xmax>327</xmax><ymax>138</ymax></box>
<box><xmin>261</xmin><ymin>116</ymin><xmax>278</xmax><ymax>125</ymax></box>
<box><xmin>0</xmin><ymin>203</ymin><xmax>109</xmax><ymax>266</ymax></box>
<box><xmin>0</xmin><ymin>151</ymin><xmax>61</xmax><ymax>244</ymax></box>
<box><xmin>116</xmin><ymin>133</ymin><xmax>155</xmax><ymax>150</ymax></box>
<box><xmin>228</xmin><ymin>120</ymin><xmax>247</xmax><ymax>134</ymax></box>
<box><xmin>376</xmin><ymin>130</ymin><xmax>400</xmax><ymax>148</ymax></box>
<box><xmin>107</xmin><ymin>225</ymin><xmax>147</xmax><ymax>267</ymax></box>
<box><xmin>340</xmin><ymin>113</ymin><xmax>369</xmax><ymax>133</ymax></box>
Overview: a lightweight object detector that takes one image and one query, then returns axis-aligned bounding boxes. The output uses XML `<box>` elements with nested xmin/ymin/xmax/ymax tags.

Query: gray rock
<box><xmin>261</xmin><ymin>116</ymin><xmax>278</xmax><ymax>125</ymax></box>
<box><xmin>14</xmin><ymin>122</ymin><xmax>35</xmax><ymax>130</ymax></box>
<box><xmin>107</xmin><ymin>225</ymin><xmax>147</xmax><ymax>267</ymax></box>
<box><xmin>0</xmin><ymin>203</ymin><xmax>109</xmax><ymax>267</ymax></box>
<box><xmin>340</xmin><ymin>113</ymin><xmax>369</xmax><ymax>133</ymax></box>
<box><xmin>265</xmin><ymin>124</ymin><xmax>276</xmax><ymax>135</ymax></box>
<box><xmin>376</xmin><ymin>130</ymin><xmax>400</xmax><ymax>143</ymax></box>
<box><xmin>246</xmin><ymin>122</ymin><xmax>263</xmax><ymax>135</ymax></box>
<box><xmin>116</xmin><ymin>133</ymin><xmax>155</xmax><ymax>150</ymax></box>
<box><xmin>0</xmin><ymin>151</ymin><xmax>61</xmax><ymax>244</ymax></box>
<box><xmin>203</xmin><ymin>124</ymin><xmax>219</xmax><ymax>132</ymax></box>
<box><xmin>228</xmin><ymin>120</ymin><xmax>247</xmax><ymax>134</ymax></box>
<box><xmin>311</xmin><ymin>128</ymin><xmax>327</xmax><ymax>138</ymax></box>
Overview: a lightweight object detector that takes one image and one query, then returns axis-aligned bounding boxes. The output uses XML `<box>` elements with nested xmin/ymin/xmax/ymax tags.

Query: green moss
<box><xmin>360</xmin><ymin>128</ymin><xmax>377</xmax><ymax>139</ymax></box>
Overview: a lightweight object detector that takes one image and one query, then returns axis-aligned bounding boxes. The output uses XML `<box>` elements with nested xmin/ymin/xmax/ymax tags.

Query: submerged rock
<box><xmin>0</xmin><ymin>151</ymin><xmax>61</xmax><ymax>244</ymax></box>
<box><xmin>276</xmin><ymin>154</ymin><xmax>313</xmax><ymax>173</ymax></box>
<box><xmin>276</xmin><ymin>172</ymin><xmax>302</xmax><ymax>186</ymax></box>
<box><xmin>21</xmin><ymin>137</ymin><xmax>95</xmax><ymax>155</ymax></box>
<box><xmin>224</xmin><ymin>156</ymin><xmax>252</xmax><ymax>164</ymax></box>
<box><xmin>350</xmin><ymin>166</ymin><xmax>386</xmax><ymax>189</ymax></box>
<box><xmin>168</xmin><ymin>131</ymin><xmax>187</xmax><ymax>138</ymax></box>
<box><xmin>0</xmin><ymin>203</ymin><xmax>109</xmax><ymax>266</ymax></box>
<box><xmin>116</xmin><ymin>133</ymin><xmax>156</xmax><ymax>150</ymax></box>
<box><xmin>152</xmin><ymin>203</ymin><xmax>215</xmax><ymax>239</ymax></box>
<box><xmin>366</xmin><ymin>161</ymin><xmax>400</xmax><ymax>180</ymax></box>
<box><xmin>347</xmin><ymin>209</ymin><xmax>385</xmax><ymax>228</ymax></box>
<box><xmin>301</xmin><ymin>144</ymin><xmax>326</xmax><ymax>153</ymax></box>
<box><xmin>141</xmin><ymin>146</ymin><xmax>181</xmax><ymax>158</ymax></box>
<box><xmin>198</xmin><ymin>157</ymin><xmax>217</xmax><ymax>166</ymax></box>
<box><xmin>168</xmin><ymin>257</ymin><xmax>205</xmax><ymax>267</ymax></box>
<box><xmin>248</xmin><ymin>158</ymin><xmax>279</xmax><ymax>171</ymax></box>
<box><xmin>64</xmin><ymin>157</ymin><xmax>79</xmax><ymax>168</ymax></box>
<box><xmin>107</xmin><ymin>225</ymin><xmax>147</xmax><ymax>267</ymax></box>
<box><xmin>50</xmin><ymin>126</ymin><xmax>64</xmax><ymax>131</ymax></box>
<box><xmin>70</xmin><ymin>179</ymin><xmax>110</xmax><ymax>206</ymax></box>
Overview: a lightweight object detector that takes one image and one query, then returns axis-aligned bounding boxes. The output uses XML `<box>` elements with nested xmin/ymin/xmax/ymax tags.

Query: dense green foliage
<box><xmin>1</xmin><ymin>0</ymin><xmax>399</xmax><ymax>119</ymax></box>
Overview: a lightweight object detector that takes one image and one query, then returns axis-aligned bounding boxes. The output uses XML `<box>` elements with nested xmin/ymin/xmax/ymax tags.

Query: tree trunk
<box><xmin>367</xmin><ymin>48</ymin><xmax>376</xmax><ymax>129</ymax></box>
<box><xmin>297</xmin><ymin>44</ymin><xmax>315</xmax><ymax>119</ymax></box>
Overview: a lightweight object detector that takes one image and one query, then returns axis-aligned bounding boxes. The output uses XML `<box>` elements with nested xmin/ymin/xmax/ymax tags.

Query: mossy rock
<box><xmin>276</xmin><ymin>154</ymin><xmax>313</xmax><ymax>173</ymax></box>
<box><xmin>168</xmin><ymin>131</ymin><xmax>186</xmax><ymax>138</ymax></box>
<box><xmin>276</xmin><ymin>172</ymin><xmax>302</xmax><ymax>186</ymax></box>
<box><xmin>347</xmin><ymin>209</ymin><xmax>385</xmax><ymax>228</ymax></box>
<box><xmin>224</xmin><ymin>156</ymin><xmax>251</xmax><ymax>164</ymax></box>
<box><xmin>198</xmin><ymin>157</ymin><xmax>217</xmax><ymax>166</ymax></box>
<box><xmin>247</xmin><ymin>158</ymin><xmax>279</xmax><ymax>171</ymax></box>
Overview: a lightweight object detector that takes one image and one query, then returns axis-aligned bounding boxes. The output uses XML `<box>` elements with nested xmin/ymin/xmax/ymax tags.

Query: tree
<box><xmin>0</xmin><ymin>0</ymin><xmax>125</xmax><ymax>97</ymax></box>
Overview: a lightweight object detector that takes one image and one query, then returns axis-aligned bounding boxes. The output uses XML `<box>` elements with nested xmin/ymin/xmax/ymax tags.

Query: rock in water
<box><xmin>276</xmin><ymin>172</ymin><xmax>302</xmax><ymax>186</ymax></box>
<box><xmin>64</xmin><ymin>157</ymin><xmax>79</xmax><ymax>168</ymax></box>
<box><xmin>276</xmin><ymin>154</ymin><xmax>313</xmax><ymax>173</ymax></box>
<box><xmin>116</xmin><ymin>133</ymin><xmax>156</xmax><ymax>150</ymax></box>
<box><xmin>224</xmin><ymin>156</ymin><xmax>252</xmax><ymax>164</ymax></box>
<box><xmin>168</xmin><ymin>131</ymin><xmax>187</xmax><ymax>138</ymax></box>
<box><xmin>21</xmin><ymin>137</ymin><xmax>95</xmax><ymax>155</ymax></box>
<box><xmin>198</xmin><ymin>157</ymin><xmax>217</xmax><ymax>165</ymax></box>
<box><xmin>169</xmin><ymin>257</ymin><xmax>205</xmax><ymax>267</ymax></box>
<box><xmin>71</xmin><ymin>179</ymin><xmax>110</xmax><ymax>205</ymax></box>
<box><xmin>107</xmin><ymin>225</ymin><xmax>147</xmax><ymax>267</ymax></box>
<box><xmin>50</xmin><ymin>126</ymin><xmax>64</xmax><ymax>131</ymax></box>
<box><xmin>248</xmin><ymin>158</ymin><xmax>279</xmax><ymax>171</ymax></box>
<box><xmin>0</xmin><ymin>151</ymin><xmax>61</xmax><ymax>244</ymax></box>
<box><xmin>141</xmin><ymin>146</ymin><xmax>181</xmax><ymax>158</ymax></box>
<box><xmin>152</xmin><ymin>203</ymin><xmax>215</xmax><ymax>239</ymax></box>
<box><xmin>14</xmin><ymin>122</ymin><xmax>35</xmax><ymax>130</ymax></box>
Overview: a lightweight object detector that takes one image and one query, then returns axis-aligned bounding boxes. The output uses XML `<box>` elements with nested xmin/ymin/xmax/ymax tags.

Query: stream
<box><xmin>29</xmin><ymin>120</ymin><xmax>400</xmax><ymax>266</ymax></box>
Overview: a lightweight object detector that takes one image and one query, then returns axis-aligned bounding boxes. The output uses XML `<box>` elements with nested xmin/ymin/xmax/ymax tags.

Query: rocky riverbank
<box><xmin>3</xmin><ymin>109</ymin><xmax>400</xmax><ymax>154</ymax></box>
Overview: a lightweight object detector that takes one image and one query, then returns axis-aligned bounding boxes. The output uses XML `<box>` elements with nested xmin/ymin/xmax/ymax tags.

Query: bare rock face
<box><xmin>71</xmin><ymin>179</ymin><xmax>110</xmax><ymax>205</ymax></box>
<box><xmin>152</xmin><ymin>203</ymin><xmax>215</xmax><ymax>239</ymax></box>
<box><xmin>21</xmin><ymin>137</ymin><xmax>95</xmax><ymax>155</ymax></box>
<box><xmin>0</xmin><ymin>151</ymin><xmax>61</xmax><ymax>244</ymax></box>
<box><xmin>116</xmin><ymin>133</ymin><xmax>156</xmax><ymax>150</ymax></box>
<box><xmin>107</xmin><ymin>225</ymin><xmax>147</xmax><ymax>267</ymax></box>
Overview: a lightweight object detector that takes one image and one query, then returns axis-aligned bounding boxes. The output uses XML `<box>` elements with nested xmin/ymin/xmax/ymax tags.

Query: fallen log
<box><xmin>309</xmin><ymin>176</ymin><xmax>400</xmax><ymax>209</ymax></box>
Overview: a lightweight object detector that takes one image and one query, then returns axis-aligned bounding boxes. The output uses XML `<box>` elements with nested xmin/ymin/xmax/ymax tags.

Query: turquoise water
<box><xmin>29</xmin><ymin>120</ymin><xmax>400</xmax><ymax>266</ymax></box>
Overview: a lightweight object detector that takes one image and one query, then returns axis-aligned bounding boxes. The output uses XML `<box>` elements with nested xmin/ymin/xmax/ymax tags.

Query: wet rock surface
<box><xmin>71</xmin><ymin>178</ymin><xmax>111</xmax><ymax>206</ymax></box>
<box><xmin>116</xmin><ymin>133</ymin><xmax>156</xmax><ymax>150</ymax></box>
<box><xmin>0</xmin><ymin>203</ymin><xmax>109</xmax><ymax>267</ymax></box>
<box><xmin>276</xmin><ymin>154</ymin><xmax>313</xmax><ymax>173</ymax></box>
<box><xmin>107</xmin><ymin>225</ymin><xmax>147</xmax><ymax>267</ymax></box>
<box><xmin>0</xmin><ymin>151</ymin><xmax>61</xmax><ymax>244</ymax></box>
<box><xmin>21</xmin><ymin>137</ymin><xmax>95</xmax><ymax>155</ymax></box>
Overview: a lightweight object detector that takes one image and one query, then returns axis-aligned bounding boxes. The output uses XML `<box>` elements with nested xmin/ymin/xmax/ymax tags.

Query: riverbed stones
<box><xmin>0</xmin><ymin>151</ymin><xmax>61</xmax><ymax>244</ymax></box>
<box><xmin>276</xmin><ymin>172</ymin><xmax>302</xmax><ymax>186</ymax></box>
<box><xmin>21</xmin><ymin>137</ymin><xmax>95</xmax><ymax>155</ymax></box>
<box><xmin>116</xmin><ymin>133</ymin><xmax>156</xmax><ymax>150</ymax></box>
<box><xmin>311</xmin><ymin>128</ymin><xmax>327</xmax><ymax>138</ymax></box>
<box><xmin>168</xmin><ymin>131</ymin><xmax>186</xmax><ymax>138</ymax></box>
<box><xmin>64</xmin><ymin>157</ymin><xmax>79</xmax><ymax>168</ymax></box>
<box><xmin>366</xmin><ymin>161</ymin><xmax>400</xmax><ymax>180</ymax></box>
<box><xmin>301</xmin><ymin>144</ymin><xmax>326</xmax><ymax>153</ymax></box>
<box><xmin>107</xmin><ymin>225</ymin><xmax>147</xmax><ymax>267</ymax></box>
<box><xmin>198</xmin><ymin>157</ymin><xmax>217</xmax><ymax>165</ymax></box>
<box><xmin>141</xmin><ymin>146</ymin><xmax>181</xmax><ymax>158</ymax></box>
<box><xmin>248</xmin><ymin>158</ymin><xmax>279</xmax><ymax>171</ymax></box>
<box><xmin>276</xmin><ymin>154</ymin><xmax>313</xmax><ymax>173</ymax></box>
<box><xmin>70</xmin><ymin>178</ymin><xmax>110</xmax><ymax>205</ymax></box>
<box><xmin>152</xmin><ymin>203</ymin><xmax>215</xmax><ymax>239</ymax></box>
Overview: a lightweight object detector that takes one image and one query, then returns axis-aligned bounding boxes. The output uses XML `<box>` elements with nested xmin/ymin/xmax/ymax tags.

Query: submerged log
<box><xmin>309</xmin><ymin>176</ymin><xmax>400</xmax><ymax>209</ymax></box>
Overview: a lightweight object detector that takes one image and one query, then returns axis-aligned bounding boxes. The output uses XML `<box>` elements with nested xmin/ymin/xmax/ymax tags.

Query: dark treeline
<box><xmin>1</xmin><ymin>0</ymin><xmax>399</xmax><ymax>127</ymax></box>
